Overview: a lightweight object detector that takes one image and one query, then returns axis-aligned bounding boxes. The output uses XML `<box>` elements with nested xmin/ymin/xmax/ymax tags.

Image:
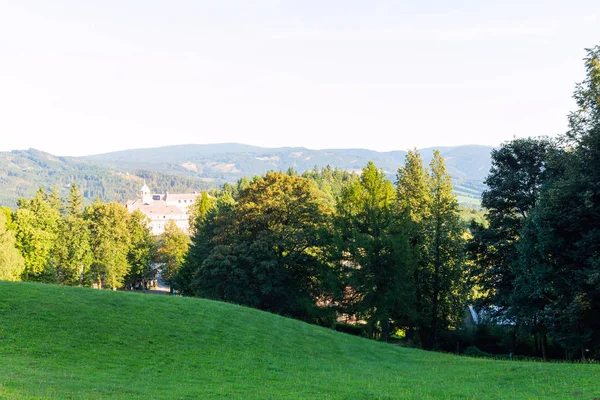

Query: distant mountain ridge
<box><xmin>83</xmin><ymin>143</ymin><xmax>493</xmax><ymax>206</ymax></box>
<box><xmin>0</xmin><ymin>143</ymin><xmax>494</xmax><ymax>208</ymax></box>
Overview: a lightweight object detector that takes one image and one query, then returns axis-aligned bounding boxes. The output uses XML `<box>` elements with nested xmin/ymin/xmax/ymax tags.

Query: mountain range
<box><xmin>0</xmin><ymin>143</ymin><xmax>494</xmax><ymax>208</ymax></box>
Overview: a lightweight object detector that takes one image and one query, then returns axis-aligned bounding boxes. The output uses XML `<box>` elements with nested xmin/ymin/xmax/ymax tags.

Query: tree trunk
<box><xmin>406</xmin><ymin>328</ymin><xmax>414</xmax><ymax>345</ymax></box>
<box><xmin>419</xmin><ymin>325</ymin><xmax>433</xmax><ymax>350</ymax></box>
<box><xmin>380</xmin><ymin>319</ymin><xmax>390</xmax><ymax>342</ymax></box>
<box><xmin>541</xmin><ymin>333</ymin><xmax>548</xmax><ymax>362</ymax></box>
<box><xmin>511</xmin><ymin>325</ymin><xmax>517</xmax><ymax>356</ymax></box>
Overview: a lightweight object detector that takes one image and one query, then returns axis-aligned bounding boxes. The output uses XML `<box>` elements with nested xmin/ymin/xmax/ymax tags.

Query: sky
<box><xmin>0</xmin><ymin>1</ymin><xmax>599</xmax><ymax>156</ymax></box>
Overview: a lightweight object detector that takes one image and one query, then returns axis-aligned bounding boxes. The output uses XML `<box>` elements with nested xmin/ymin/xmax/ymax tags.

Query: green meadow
<box><xmin>0</xmin><ymin>281</ymin><xmax>598</xmax><ymax>399</ymax></box>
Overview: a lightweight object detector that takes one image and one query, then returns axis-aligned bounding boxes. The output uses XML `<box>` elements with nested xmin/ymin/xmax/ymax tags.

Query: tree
<box><xmin>175</xmin><ymin>192</ymin><xmax>234</xmax><ymax>295</ymax></box>
<box><xmin>66</xmin><ymin>183</ymin><xmax>84</xmax><ymax>216</ymax></box>
<box><xmin>85</xmin><ymin>201</ymin><xmax>132</xmax><ymax>289</ymax></box>
<box><xmin>397</xmin><ymin>150</ymin><xmax>467</xmax><ymax>349</ymax></box>
<box><xmin>187</xmin><ymin>191</ymin><xmax>215</xmax><ymax>236</ymax></box>
<box><xmin>190</xmin><ymin>172</ymin><xmax>336</xmax><ymax>322</ymax></box>
<box><xmin>14</xmin><ymin>188</ymin><xmax>61</xmax><ymax>281</ymax></box>
<box><xmin>125</xmin><ymin>210</ymin><xmax>156</xmax><ymax>289</ymax></box>
<box><xmin>422</xmin><ymin>151</ymin><xmax>467</xmax><ymax>349</ymax></box>
<box><xmin>51</xmin><ymin>183</ymin><xmax>93</xmax><ymax>285</ymax></box>
<box><xmin>467</xmin><ymin>137</ymin><xmax>553</xmax><ymax>313</ymax></box>
<box><xmin>396</xmin><ymin>149</ymin><xmax>432</xmax><ymax>344</ymax></box>
<box><xmin>52</xmin><ymin>214</ymin><xmax>93</xmax><ymax>286</ymax></box>
<box><xmin>337</xmin><ymin>161</ymin><xmax>415</xmax><ymax>341</ymax></box>
<box><xmin>156</xmin><ymin>220</ymin><xmax>190</xmax><ymax>292</ymax></box>
<box><xmin>0</xmin><ymin>211</ymin><xmax>25</xmax><ymax>281</ymax></box>
<box><xmin>518</xmin><ymin>46</ymin><xmax>600</xmax><ymax>359</ymax></box>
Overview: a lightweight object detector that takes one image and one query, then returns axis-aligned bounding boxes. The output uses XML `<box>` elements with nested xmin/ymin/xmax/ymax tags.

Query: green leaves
<box><xmin>186</xmin><ymin>172</ymin><xmax>335</xmax><ymax>321</ymax></box>
<box><xmin>0</xmin><ymin>210</ymin><xmax>24</xmax><ymax>281</ymax></box>
<box><xmin>157</xmin><ymin>220</ymin><xmax>190</xmax><ymax>287</ymax></box>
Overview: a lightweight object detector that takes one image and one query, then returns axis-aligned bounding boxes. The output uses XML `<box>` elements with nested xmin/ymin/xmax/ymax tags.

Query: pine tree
<box><xmin>397</xmin><ymin>151</ymin><xmax>467</xmax><ymax>349</ymax></box>
<box><xmin>52</xmin><ymin>183</ymin><xmax>93</xmax><ymax>285</ymax></box>
<box><xmin>187</xmin><ymin>191</ymin><xmax>215</xmax><ymax>236</ymax></box>
<box><xmin>337</xmin><ymin>161</ymin><xmax>415</xmax><ymax>341</ymax></box>
<box><xmin>423</xmin><ymin>151</ymin><xmax>467</xmax><ymax>349</ymax></box>
<box><xmin>66</xmin><ymin>183</ymin><xmax>84</xmax><ymax>216</ymax></box>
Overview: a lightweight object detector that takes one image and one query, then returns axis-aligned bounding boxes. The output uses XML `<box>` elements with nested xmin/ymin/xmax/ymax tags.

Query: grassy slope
<box><xmin>0</xmin><ymin>282</ymin><xmax>597</xmax><ymax>400</ymax></box>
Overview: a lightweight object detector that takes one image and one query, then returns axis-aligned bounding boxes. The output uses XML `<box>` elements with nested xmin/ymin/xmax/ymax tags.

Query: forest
<box><xmin>1</xmin><ymin>46</ymin><xmax>599</xmax><ymax>361</ymax></box>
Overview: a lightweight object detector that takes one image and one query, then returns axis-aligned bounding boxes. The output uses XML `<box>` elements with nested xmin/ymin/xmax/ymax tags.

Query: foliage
<box><xmin>13</xmin><ymin>188</ymin><xmax>61</xmax><ymax>281</ymax></box>
<box><xmin>125</xmin><ymin>209</ymin><xmax>156</xmax><ymax>288</ymax></box>
<box><xmin>336</xmin><ymin>161</ymin><xmax>415</xmax><ymax>341</ymax></box>
<box><xmin>513</xmin><ymin>46</ymin><xmax>600</xmax><ymax>359</ymax></box>
<box><xmin>189</xmin><ymin>172</ymin><xmax>336</xmax><ymax>321</ymax></box>
<box><xmin>52</xmin><ymin>213</ymin><xmax>93</xmax><ymax>286</ymax></box>
<box><xmin>156</xmin><ymin>220</ymin><xmax>190</xmax><ymax>290</ymax></box>
<box><xmin>187</xmin><ymin>191</ymin><xmax>215</xmax><ymax>235</ymax></box>
<box><xmin>0</xmin><ymin>211</ymin><xmax>24</xmax><ymax>281</ymax></box>
<box><xmin>397</xmin><ymin>150</ymin><xmax>467</xmax><ymax>349</ymax></box>
<box><xmin>466</xmin><ymin>136</ymin><xmax>555</xmax><ymax>355</ymax></box>
<box><xmin>467</xmin><ymin>45</ymin><xmax>600</xmax><ymax>360</ymax></box>
<box><xmin>85</xmin><ymin>201</ymin><xmax>132</xmax><ymax>289</ymax></box>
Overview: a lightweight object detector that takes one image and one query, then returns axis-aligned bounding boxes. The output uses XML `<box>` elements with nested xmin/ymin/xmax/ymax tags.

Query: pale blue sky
<box><xmin>1</xmin><ymin>1</ymin><xmax>598</xmax><ymax>156</ymax></box>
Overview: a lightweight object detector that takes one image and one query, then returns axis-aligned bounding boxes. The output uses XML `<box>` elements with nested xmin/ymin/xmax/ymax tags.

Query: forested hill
<box><xmin>84</xmin><ymin>143</ymin><xmax>493</xmax><ymax>206</ymax></box>
<box><xmin>0</xmin><ymin>149</ymin><xmax>209</xmax><ymax>208</ymax></box>
<box><xmin>0</xmin><ymin>144</ymin><xmax>493</xmax><ymax>208</ymax></box>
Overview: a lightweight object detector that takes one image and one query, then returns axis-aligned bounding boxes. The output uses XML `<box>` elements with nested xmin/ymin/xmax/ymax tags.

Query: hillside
<box><xmin>0</xmin><ymin>149</ymin><xmax>211</xmax><ymax>208</ymax></box>
<box><xmin>0</xmin><ymin>281</ymin><xmax>598</xmax><ymax>399</ymax></box>
<box><xmin>0</xmin><ymin>144</ymin><xmax>492</xmax><ymax>208</ymax></box>
<box><xmin>84</xmin><ymin>143</ymin><xmax>492</xmax><ymax>206</ymax></box>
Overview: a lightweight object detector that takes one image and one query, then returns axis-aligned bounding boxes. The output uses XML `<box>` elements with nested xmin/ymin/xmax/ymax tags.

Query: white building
<box><xmin>125</xmin><ymin>183</ymin><xmax>200</xmax><ymax>235</ymax></box>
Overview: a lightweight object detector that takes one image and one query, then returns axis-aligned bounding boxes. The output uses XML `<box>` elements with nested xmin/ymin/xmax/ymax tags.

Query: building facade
<box><xmin>125</xmin><ymin>183</ymin><xmax>199</xmax><ymax>235</ymax></box>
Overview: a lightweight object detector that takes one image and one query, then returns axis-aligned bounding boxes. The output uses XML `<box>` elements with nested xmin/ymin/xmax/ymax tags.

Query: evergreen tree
<box><xmin>397</xmin><ymin>151</ymin><xmax>467</xmax><ymax>349</ymax></box>
<box><xmin>187</xmin><ymin>191</ymin><xmax>215</xmax><ymax>236</ymax></box>
<box><xmin>396</xmin><ymin>150</ymin><xmax>431</xmax><ymax>345</ymax></box>
<box><xmin>66</xmin><ymin>183</ymin><xmax>84</xmax><ymax>216</ymax></box>
<box><xmin>337</xmin><ymin>161</ymin><xmax>414</xmax><ymax>341</ymax></box>
<box><xmin>51</xmin><ymin>183</ymin><xmax>93</xmax><ymax>285</ymax></box>
<box><xmin>175</xmin><ymin>191</ymin><xmax>235</xmax><ymax>295</ymax></box>
<box><xmin>422</xmin><ymin>151</ymin><xmax>467</xmax><ymax>349</ymax></box>
<box><xmin>47</xmin><ymin>186</ymin><xmax>64</xmax><ymax>214</ymax></box>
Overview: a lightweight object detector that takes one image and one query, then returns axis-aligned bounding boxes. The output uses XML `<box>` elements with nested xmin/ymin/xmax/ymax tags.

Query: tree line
<box><xmin>0</xmin><ymin>183</ymin><xmax>189</xmax><ymax>290</ymax></box>
<box><xmin>175</xmin><ymin>152</ymin><xmax>466</xmax><ymax>348</ymax></box>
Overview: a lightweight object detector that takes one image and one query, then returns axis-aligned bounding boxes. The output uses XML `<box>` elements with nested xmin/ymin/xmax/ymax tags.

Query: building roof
<box><xmin>126</xmin><ymin>199</ymin><xmax>186</xmax><ymax>217</ymax></box>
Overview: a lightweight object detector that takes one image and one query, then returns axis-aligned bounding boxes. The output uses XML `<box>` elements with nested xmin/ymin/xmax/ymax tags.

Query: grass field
<box><xmin>0</xmin><ymin>281</ymin><xmax>598</xmax><ymax>399</ymax></box>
